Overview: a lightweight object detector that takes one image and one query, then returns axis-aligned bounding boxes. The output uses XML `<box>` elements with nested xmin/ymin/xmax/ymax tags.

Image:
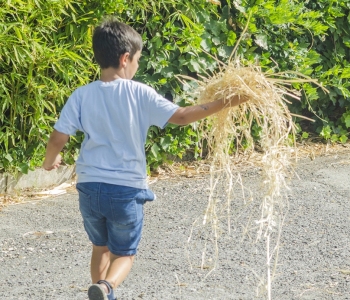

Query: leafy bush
<box><xmin>0</xmin><ymin>0</ymin><xmax>349</xmax><ymax>175</ymax></box>
<box><xmin>303</xmin><ymin>0</ymin><xmax>350</xmax><ymax>143</ymax></box>
<box><xmin>0</xmin><ymin>0</ymin><xmax>221</xmax><ymax>173</ymax></box>
<box><xmin>0</xmin><ymin>0</ymin><xmax>97</xmax><ymax>174</ymax></box>
<box><xmin>217</xmin><ymin>0</ymin><xmax>350</xmax><ymax>143</ymax></box>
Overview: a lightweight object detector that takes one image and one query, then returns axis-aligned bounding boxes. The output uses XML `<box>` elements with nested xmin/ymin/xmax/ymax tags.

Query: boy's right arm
<box><xmin>168</xmin><ymin>95</ymin><xmax>247</xmax><ymax>125</ymax></box>
<box><xmin>42</xmin><ymin>130</ymin><xmax>69</xmax><ymax>171</ymax></box>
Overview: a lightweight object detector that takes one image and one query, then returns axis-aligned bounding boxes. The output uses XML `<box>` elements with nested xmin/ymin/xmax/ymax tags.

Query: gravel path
<box><xmin>1</xmin><ymin>152</ymin><xmax>350</xmax><ymax>300</ymax></box>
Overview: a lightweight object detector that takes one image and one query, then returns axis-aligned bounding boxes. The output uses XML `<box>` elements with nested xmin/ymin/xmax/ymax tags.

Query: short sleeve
<box><xmin>54</xmin><ymin>90</ymin><xmax>83</xmax><ymax>136</ymax></box>
<box><xmin>146</xmin><ymin>88</ymin><xmax>179</xmax><ymax>128</ymax></box>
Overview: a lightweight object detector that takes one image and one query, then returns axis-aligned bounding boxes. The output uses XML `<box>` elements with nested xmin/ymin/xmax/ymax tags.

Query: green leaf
<box><xmin>344</xmin><ymin>114</ymin><xmax>350</xmax><ymax>128</ymax></box>
<box><xmin>18</xmin><ymin>163</ymin><xmax>29</xmax><ymax>174</ymax></box>
<box><xmin>188</xmin><ymin>60</ymin><xmax>201</xmax><ymax>73</ymax></box>
<box><xmin>339</xmin><ymin>135</ymin><xmax>348</xmax><ymax>143</ymax></box>
<box><xmin>160</xmin><ymin>136</ymin><xmax>171</xmax><ymax>150</ymax></box>
<box><xmin>331</xmin><ymin>134</ymin><xmax>338</xmax><ymax>142</ymax></box>
<box><xmin>254</xmin><ymin>34</ymin><xmax>268</xmax><ymax>49</ymax></box>
<box><xmin>200</xmin><ymin>38</ymin><xmax>212</xmax><ymax>51</ymax></box>
<box><xmin>150</xmin><ymin>143</ymin><xmax>160</xmax><ymax>159</ymax></box>
<box><xmin>5</xmin><ymin>154</ymin><xmax>13</xmax><ymax>162</ymax></box>
<box><xmin>302</xmin><ymin>132</ymin><xmax>309</xmax><ymax>139</ymax></box>
<box><xmin>227</xmin><ymin>31</ymin><xmax>237</xmax><ymax>47</ymax></box>
<box><xmin>340</xmin><ymin>67</ymin><xmax>350</xmax><ymax>79</ymax></box>
<box><xmin>320</xmin><ymin>126</ymin><xmax>332</xmax><ymax>139</ymax></box>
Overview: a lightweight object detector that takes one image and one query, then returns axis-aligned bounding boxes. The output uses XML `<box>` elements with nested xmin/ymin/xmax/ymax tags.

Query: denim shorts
<box><xmin>76</xmin><ymin>182</ymin><xmax>155</xmax><ymax>256</ymax></box>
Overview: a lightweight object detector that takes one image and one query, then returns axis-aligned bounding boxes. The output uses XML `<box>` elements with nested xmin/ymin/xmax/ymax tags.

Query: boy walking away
<box><xmin>42</xmin><ymin>17</ymin><xmax>247</xmax><ymax>300</ymax></box>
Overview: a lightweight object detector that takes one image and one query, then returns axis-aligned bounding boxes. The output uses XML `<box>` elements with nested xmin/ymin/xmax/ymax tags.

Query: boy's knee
<box><xmin>110</xmin><ymin>253</ymin><xmax>135</xmax><ymax>262</ymax></box>
<box><xmin>92</xmin><ymin>244</ymin><xmax>109</xmax><ymax>253</ymax></box>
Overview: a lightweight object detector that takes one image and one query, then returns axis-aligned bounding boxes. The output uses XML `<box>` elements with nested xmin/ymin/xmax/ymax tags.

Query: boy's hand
<box><xmin>226</xmin><ymin>94</ymin><xmax>249</xmax><ymax>107</ymax></box>
<box><xmin>43</xmin><ymin>154</ymin><xmax>62</xmax><ymax>171</ymax></box>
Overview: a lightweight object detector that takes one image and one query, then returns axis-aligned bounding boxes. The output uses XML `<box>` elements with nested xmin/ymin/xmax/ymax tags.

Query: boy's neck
<box><xmin>100</xmin><ymin>67</ymin><xmax>125</xmax><ymax>82</ymax></box>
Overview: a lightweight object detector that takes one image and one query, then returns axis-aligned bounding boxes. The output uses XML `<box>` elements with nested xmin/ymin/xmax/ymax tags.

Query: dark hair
<box><xmin>92</xmin><ymin>17</ymin><xmax>143</xmax><ymax>69</ymax></box>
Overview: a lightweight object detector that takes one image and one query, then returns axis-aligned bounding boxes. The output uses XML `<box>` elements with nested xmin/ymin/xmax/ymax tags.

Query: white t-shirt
<box><xmin>54</xmin><ymin>79</ymin><xmax>179</xmax><ymax>189</ymax></box>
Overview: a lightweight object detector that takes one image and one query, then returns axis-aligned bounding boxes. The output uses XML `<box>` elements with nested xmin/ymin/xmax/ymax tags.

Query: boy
<box><xmin>42</xmin><ymin>17</ymin><xmax>247</xmax><ymax>300</ymax></box>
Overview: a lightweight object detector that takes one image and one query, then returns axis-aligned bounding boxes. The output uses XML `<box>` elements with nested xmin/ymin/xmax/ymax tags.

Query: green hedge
<box><xmin>0</xmin><ymin>0</ymin><xmax>349</xmax><ymax>174</ymax></box>
<box><xmin>239</xmin><ymin>0</ymin><xmax>350</xmax><ymax>143</ymax></box>
<box><xmin>0</xmin><ymin>0</ymin><xmax>96</xmax><ymax>173</ymax></box>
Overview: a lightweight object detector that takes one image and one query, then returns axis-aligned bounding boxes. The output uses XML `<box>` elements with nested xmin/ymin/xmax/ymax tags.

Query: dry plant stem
<box><xmin>181</xmin><ymin>40</ymin><xmax>325</xmax><ymax>298</ymax></box>
<box><xmin>228</xmin><ymin>12</ymin><xmax>252</xmax><ymax>62</ymax></box>
<box><xmin>192</xmin><ymin>64</ymin><xmax>297</xmax><ymax>296</ymax></box>
<box><xmin>267</xmin><ymin>235</ymin><xmax>272</xmax><ymax>300</ymax></box>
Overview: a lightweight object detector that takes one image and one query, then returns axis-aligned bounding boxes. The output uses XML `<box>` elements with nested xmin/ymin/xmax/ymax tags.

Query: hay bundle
<box><xmin>181</xmin><ymin>58</ymin><xmax>325</xmax><ymax>298</ymax></box>
<box><xmin>196</xmin><ymin>62</ymin><xmax>297</xmax><ymax>233</ymax></box>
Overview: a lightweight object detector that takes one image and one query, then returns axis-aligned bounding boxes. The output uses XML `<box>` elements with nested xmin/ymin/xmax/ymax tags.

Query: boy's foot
<box><xmin>88</xmin><ymin>280</ymin><xmax>117</xmax><ymax>300</ymax></box>
<box><xmin>88</xmin><ymin>284</ymin><xmax>107</xmax><ymax>300</ymax></box>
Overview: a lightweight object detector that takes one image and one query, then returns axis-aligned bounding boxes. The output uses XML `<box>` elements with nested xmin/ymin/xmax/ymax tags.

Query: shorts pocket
<box><xmin>77</xmin><ymin>186</ymin><xmax>92</xmax><ymax>217</ymax></box>
<box><xmin>110</xmin><ymin>197</ymin><xmax>138</xmax><ymax>226</ymax></box>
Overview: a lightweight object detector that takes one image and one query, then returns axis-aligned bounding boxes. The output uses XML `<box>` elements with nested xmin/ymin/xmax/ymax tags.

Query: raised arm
<box><xmin>42</xmin><ymin>129</ymin><xmax>69</xmax><ymax>171</ymax></box>
<box><xmin>168</xmin><ymin>95</ymin><xmax>246</xmax><ymax>125</ymax></box>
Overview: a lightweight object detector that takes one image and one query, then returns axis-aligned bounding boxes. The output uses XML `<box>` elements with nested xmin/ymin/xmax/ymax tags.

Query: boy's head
<box><xmin>92</xmin><ymin>17</ymin><xmax>143</xmax><ymax>70</ymax></box>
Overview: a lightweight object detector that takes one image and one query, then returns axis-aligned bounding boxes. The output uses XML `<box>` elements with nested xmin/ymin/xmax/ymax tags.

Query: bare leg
<box><xmin>90</xmin><ymin>244</ymin><xmax>135</xmax><ymax>296</ymax></box>
<box><xmin>90</xmin><ymin>245</ymin><xmax>110</xmax><ymax>283</ymax></box>
<box><xmin>105</xmin><ymin>254</ymin><xmax>135</xmax><ymax>288</ymax></box>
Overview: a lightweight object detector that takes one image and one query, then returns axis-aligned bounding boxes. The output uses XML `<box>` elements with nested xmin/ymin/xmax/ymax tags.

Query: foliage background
<box><xmin>0</xmin><ymin>0</ymin><xmax>349</xmax><ymax>174</ymax></box>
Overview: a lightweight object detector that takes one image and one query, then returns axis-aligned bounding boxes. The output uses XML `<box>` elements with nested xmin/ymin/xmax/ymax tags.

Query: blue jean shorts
<box><xmin>76</xmin><ymin>182</ymin><xmax>155</xmax><ymax>256</ymax></box>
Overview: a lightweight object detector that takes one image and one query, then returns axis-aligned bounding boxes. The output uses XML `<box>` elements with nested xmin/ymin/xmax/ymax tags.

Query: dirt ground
<box><xmin>0</xmin><ymin>147</ymin><xmax>350</xmax><ymax>300</ymax></box>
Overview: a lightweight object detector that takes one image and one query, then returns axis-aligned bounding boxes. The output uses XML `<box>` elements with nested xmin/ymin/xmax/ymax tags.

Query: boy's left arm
<box><xmin>42</xmin><ymin>130</ymin><xmax>70</xmax><ymax>171</ymax></box>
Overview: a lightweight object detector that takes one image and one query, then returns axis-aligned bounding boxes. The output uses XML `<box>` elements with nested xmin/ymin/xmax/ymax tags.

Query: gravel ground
<box><xmin>1</xmin><ymin>151</ymin><xmax>350</xmax><ymax>300</ymax></box>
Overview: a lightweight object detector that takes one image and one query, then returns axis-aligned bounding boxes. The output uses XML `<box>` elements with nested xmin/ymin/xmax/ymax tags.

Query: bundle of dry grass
<box><xmin>180</xmin><ymin>58</ymin><xmax>326</xmax><ymax>298</ymax></box>
<box><xmin>197</xmin><ymin>61</ymin><xmax>298</xmax><ymax>229</ymax></box>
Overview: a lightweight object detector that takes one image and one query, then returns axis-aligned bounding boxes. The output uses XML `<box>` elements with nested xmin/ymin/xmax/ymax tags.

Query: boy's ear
<box><xmin>119</xmin><ymin>52</ymin><xmax>130</xmax><ymax>68</ymax></box>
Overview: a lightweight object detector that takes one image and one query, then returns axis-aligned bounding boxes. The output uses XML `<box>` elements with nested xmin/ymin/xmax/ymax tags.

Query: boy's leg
<box><xmin>91</xmin><ymin>245</ymin><xmax>110</xmax><ymax>283</ymax></box>
<box><xmin>90</xmin><ymin>245</ymin><xmax>134</xmax><ymax>289</ymax></box>
<box><xmin>105</xmin><ymin>254</ymin><xmax>135</xmax><ymax>288</ymax></box>
<box><xmin>90</xmin><ymin>252</ymin><xmax>135</xmax><ymax>298</ymax></box>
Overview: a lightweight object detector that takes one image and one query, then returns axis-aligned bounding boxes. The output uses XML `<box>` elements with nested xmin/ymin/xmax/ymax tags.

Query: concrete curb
<box><xmin>0</xmin><ymin>165</ymin><xmax>75</xmax><ymax>193</ymax></box>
